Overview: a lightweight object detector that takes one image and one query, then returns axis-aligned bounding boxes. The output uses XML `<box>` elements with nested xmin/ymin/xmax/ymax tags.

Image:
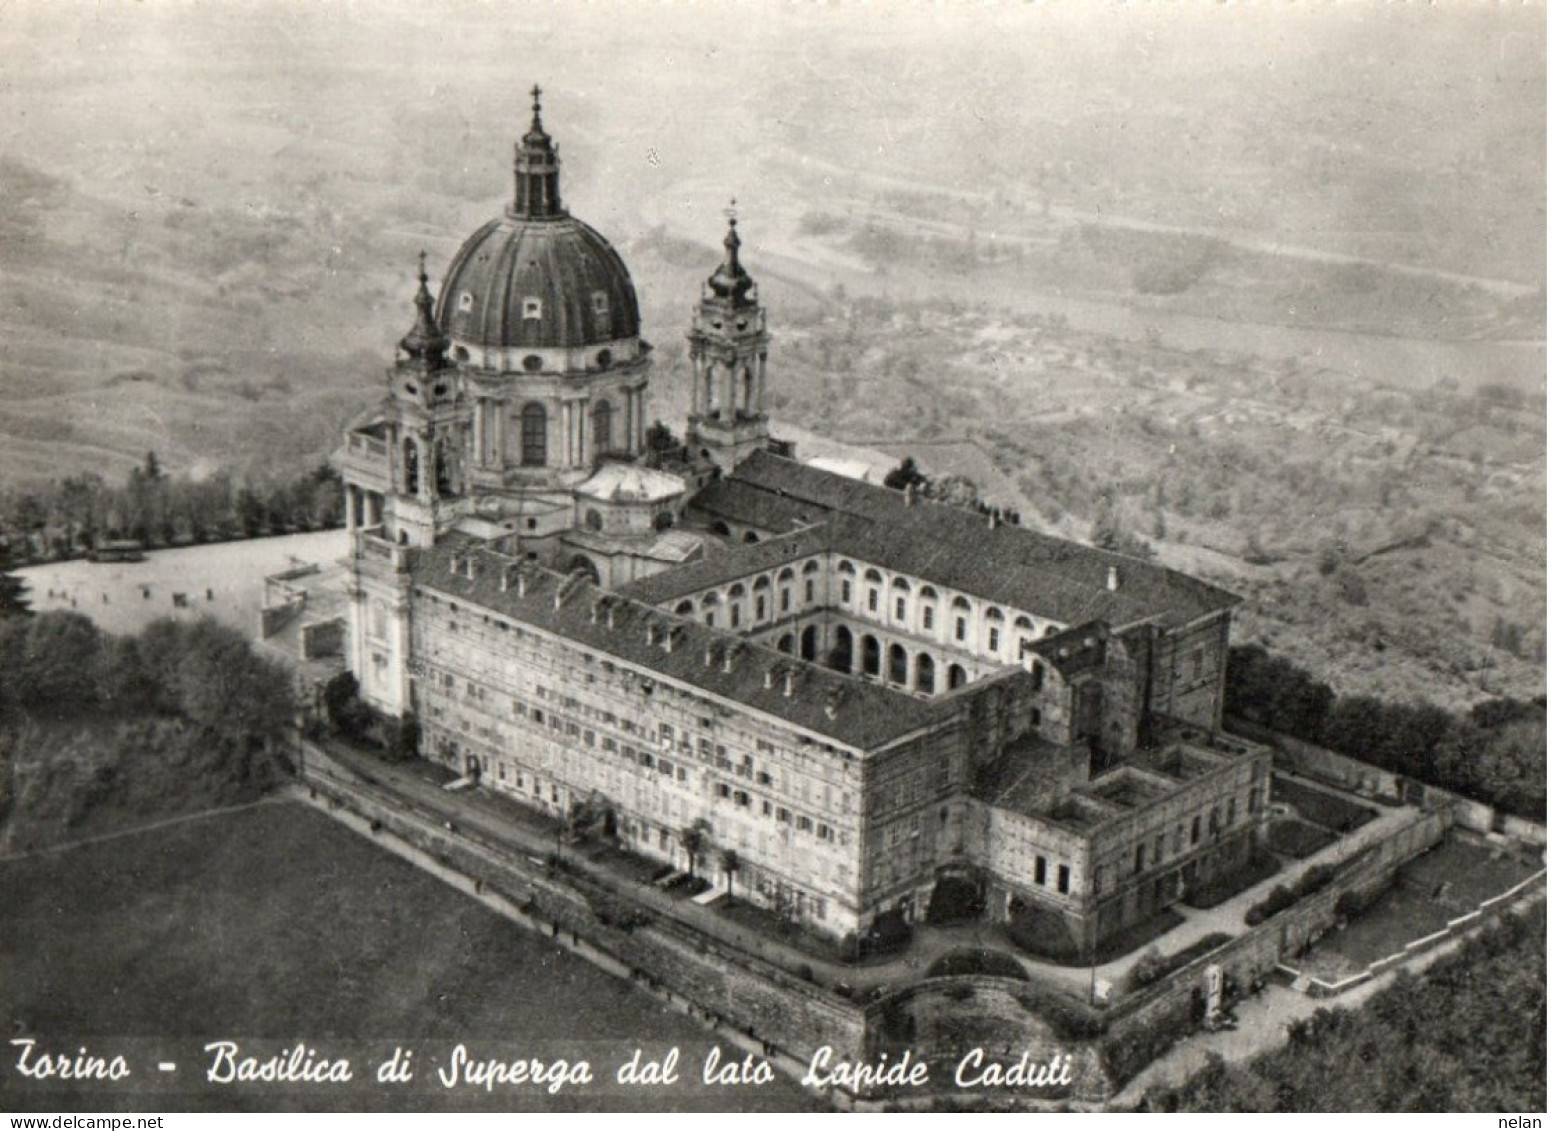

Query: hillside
<box><xmin>0</xmin><ymin>2</ymin><xmax>1542</xmax><ymax>708</ymax></box>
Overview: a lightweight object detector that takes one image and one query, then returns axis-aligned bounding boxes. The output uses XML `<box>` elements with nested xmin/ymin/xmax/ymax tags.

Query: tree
<box><xmin>883</xmin><ymin>456</ymin><xmax>929</xmax><ymax>493</ymax></box>
<box><xmin>0</xmin><ymin>540</ymin><xmax>30</xmax><ymax>618</ymax></box>
<box><xmin>323</xmin><ymin>670</ymin><xmax>370</xmax><ymax>740</ymax></box>
<box><xmin>645</xmin><ymin>421</ymin><xmax>682</xmax><ymax>458</ymax></box>
<box><xmin>719</xmin><ymin>848</ymin><xmax>740</xmax><ymax>902</ymax></box>
<box><xmin>677</xmin><ymin>818</ymin><xmax>711</xmax><ymax>879</ymax></box>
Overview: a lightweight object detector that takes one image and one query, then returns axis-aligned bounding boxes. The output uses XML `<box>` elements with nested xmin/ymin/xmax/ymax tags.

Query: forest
<box><xmin>1225</xmin><ymin>643</ymin><xmax>1546</xmax><ymax>820</ymax></box>
<box><xmin>0</xmin><ymin>452</ymin><xmax>343</xmax><ymax>563</ymax></box>
<box><xmin>1140</xmin><ymin>910</ymin><xmax>1546</xmax><ymax>1112</ymax></box>
<box><xmin>0</xmin><ymin>610</ymin><xmax>296</xmax><ymax>851</ymax></box>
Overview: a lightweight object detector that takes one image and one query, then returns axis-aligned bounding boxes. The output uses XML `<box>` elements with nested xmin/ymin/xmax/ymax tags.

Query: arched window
<box><xmin>402</xmin><ymin>439</ymin><xmax>419</xmax><ymax>494</ymax></box>
<box><xmin>710</xmin><ymin>521</ymin><xmax>731</xmax><ymax>537</ymax></box>
<box><xmin>743</xmin><ymin>531</ymin><xmax>760</xmax><ymax>544</ymax></box>
<box><xmin>802</xmin><ymin>561</ymin><xmax>820</xmax><ymax>574</ymax></box>
<box><xmin>434</xmin><ymin>437</ymin><xmax>453</xmax><ymax>496</ymax></box>
<box><xmin>777</xmin><ymin>568</ymin><xmax>796</xmax><ymax>582</ymax></box>
<box><xmin>1031</xmin><ymin>660</ymin><xmax>1045</xmax><ymax>691</ymax></box>
<box><xmin>567</xmin><ymin>555</ymin><xmax>600</xmax><ymax>585</ymax></box>
<box><xmin>1014</xmin><ymin>615</ymin><xmax>1035</xmax><ymax>631</ymax></box>
<box><xmin>830</xmin><ymin>626</ymin><xmax>853</xmax><ymax>672</ymax></box>
<box><xmin>864</xmin><ymin>568</ymin><xmax>884</xmax><ymax>583</ymax></box>
<box><xmin>584</xmin><ymin>509</ymin><xmax>603</xmax><ymax>532</ymax></box>
<box><xmin>801</xmin><ymin>625</ymin><xmax>819</xmax><ymax>662</ymax></box>
<box><xmin>592</xmin><ymin>401</ymin><xmax>613</xmax><ymax>456</ymax></box>
<box><xmin>986</xmin><ymin>607</ymin><xmax>1005</xmax><ymax>621</ymax></box>
<box><xmin>861</xmin><ymin>635</ymin><xmax>881</xmax><ymax>677</ymax></box>
<box><xmin>778</xmin><ymin>634</ymin><xmax>796</xmax><ymax>654</ymax></box>
<box><xmin>888</xmin><ymin>643</ymin><xmax>908</xmax><ymax>685</ymax></box>
<box><xmin>838</xmin><ymin>560</ymin><xmax>856</xmax><ymax>575</ymax></box>
<box><xmin>520</xmin><ymin>403</ymin><xmax>547</xmax><ymax>466</ymax></box>
<box><xmin>892</xmin><ymin>577</ymin><xmax>910</xmax><ymax>592</ymax></box>
<box><xmin>948</xmin><ymin>664</ymin><xmax>967</xmax><ymax>690</ymax></box>
<box><xmin>753</xmin><ymin>576</ymin><xmax>772</xmax><ymax>590</ymax></box>
<box><xmin>700</xmin><ymin>592</ymin><xmax>721</xmax><ymax>607</ymax></box>
<box><xmin>728</xmin><ymin>584</ymin><xmax>746</xmax><ymax>599</ymax></box>
<box><xmin>916</xmin><ymin>654</ymin><xmax>936</xmax><ymax>694</ymax></box>
<box><xmin>675</xmin><ymin>600</ymin><xmax>694</xmax><ymax>615</ymax></box>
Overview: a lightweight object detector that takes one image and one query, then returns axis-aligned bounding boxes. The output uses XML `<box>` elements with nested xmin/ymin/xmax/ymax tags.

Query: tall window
<box><xmin>520</xmin><ymin>404</ymin><xmax>547</xmax><ymax>466</ymax></box>
<box><xmin>592</xmin><ymin>401</ymin><xmax>613</xmax><ymax>457</ymax></box>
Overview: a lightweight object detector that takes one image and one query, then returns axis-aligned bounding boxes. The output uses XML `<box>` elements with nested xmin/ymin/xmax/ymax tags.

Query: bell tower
<box><xmin>686</xmin><ymin>203</ymin><xmax>771</xmax><ymax>476</ymax></box>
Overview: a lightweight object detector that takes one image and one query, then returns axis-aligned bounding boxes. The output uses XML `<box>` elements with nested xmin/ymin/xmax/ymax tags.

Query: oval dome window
<box><xmin>523</xmin><ymin>355</ymin><xmax>543</xmax><ymax>373</ymax></box>
<box><xmin>596</xmin><ymin>349</ymin><xmax>612</xmax><ymax>369</ymax></box>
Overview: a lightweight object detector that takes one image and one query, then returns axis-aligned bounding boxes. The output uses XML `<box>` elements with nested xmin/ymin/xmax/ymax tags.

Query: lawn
<box><xmin>0</xmin><ymin>802</ymin><xmax>819</xmax><ymax>1112</ymax></box>
<box><xmin>1298</xmin><ymin>834</ymin><xmax>1543</xmax><ymax>982</ymax></box>
<box><xmin>1267</xmin><ymin>818</ymin><xmax>1337</xmax><ymax>859</ymax></box>
<box><xmin>1272</xmin><ymin>776</ymin><xmax>1378</xmax><ymax>835</ymax></box>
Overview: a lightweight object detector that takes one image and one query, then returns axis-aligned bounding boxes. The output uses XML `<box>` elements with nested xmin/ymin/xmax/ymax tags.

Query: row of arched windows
<box><xmin>672</xmin><ymin>561</ymin><xmax>823</xmax><ymax>631</ymax></box>
<box><xmin>834</xmin><ymin>557</ymin><xmax>1058</xmax><ymax>665</ymax></box>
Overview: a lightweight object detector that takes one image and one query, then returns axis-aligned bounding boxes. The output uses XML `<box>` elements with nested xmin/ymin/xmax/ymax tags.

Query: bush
<box><xmin>926</xmin><ymin>947</ymin><xmax>1029</xmax><ymax>981</ymax></box>
<box><xmin>925</xmin><ymin>875</ymin><xmax>984</xmax><ymax>924</ymax></box>
<box><xmin>1125</xmin><ymin>947</ymin><xmax>1169</xmax><ymax>992</ymax></box>
<box><xmin>1007</xmin><ymin>904</ymin><xmax>1084</xmax><ymax>963</ymax></box>
<box><xmin>861</xmin><ymin>909</ymin><xmax>912</xmax><ymax>959</ymax></box>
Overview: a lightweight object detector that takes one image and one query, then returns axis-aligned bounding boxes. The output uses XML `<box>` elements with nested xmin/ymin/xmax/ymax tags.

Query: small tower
<box><xmin>686</xmin><ymin>202</ymin><xmax>772</xmax><ymax>475</ymax></box>
<box><xmin>388</xmin><ymin>252</ymin><xmax>460</xmax><ymax>548</ymax></box>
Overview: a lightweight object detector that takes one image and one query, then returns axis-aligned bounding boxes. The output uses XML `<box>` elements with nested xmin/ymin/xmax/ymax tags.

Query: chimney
<box><xmin>722</xmin><ymin>645</ymin><xmax>739</xmax><ymax>674</ymax></box>
<box><xmin>1107</xmin><ymin>566</ymin><xmax>1119</xmax><ymax>591</ymax></box>
<box><xmin>987</xmin><ymin>510</ymin><xmax>997</xmax><ymax>530</ymax></box>
<box><xmin>449</xmin><ymin>553</ymin><xmax>461</xmax><ymax>575</ymax></box>
<box><xmin>784</xmin><ymin>668</ymin><xmax>797</xmax><ymax>698</ymax></box>
<box><xmin>589</xmin><ymin>598</ymin><xmax>601</xmax><ymax>624</ymax></box>
<box><xmin>663</xmin><ymin>626</ymin><xmax>680</xmax><ymax>653</ymax></box>
<box><xmin>704</xmin><ymin>642</ymin><xmax>717</xmax><ymax>668</ymax></box>
<box><xmin>904</xmin><ymin>483</ymin><xmax>915</xmax><ymax>507</ymax></box>
<box><xmin>517</xmin><ymin>571</ymin><xmax>529</xmax><ymax>598</ymax></box>
<box><xmin>606</xmin><ymin>602</ymin><xmax>617</xmax><ymax>629</ymax></box>
<box><xmin>764</xmin><ymin>666</ymin><xmax>777</xmax><ymax>691</ymax></box>
<box><xmin>465</xmin><ymin>556</ymin><xmax>477</xmax><ymax>580</ymax></box>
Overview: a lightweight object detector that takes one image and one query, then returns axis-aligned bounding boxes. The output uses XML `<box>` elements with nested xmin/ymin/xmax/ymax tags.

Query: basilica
<box><xmin>336</xmin><ymin>90</ymin><xmax>1271</xmax><ymax>951</ymax></box>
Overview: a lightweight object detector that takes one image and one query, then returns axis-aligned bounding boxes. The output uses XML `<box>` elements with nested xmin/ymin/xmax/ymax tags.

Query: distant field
<box><xmin>16</xmin><ymin>529</ymin><xmax>347</xmax><ymax>639</ymax></box>
<box><xmin>0</xmin><ymin>801</ymin><xmax>819</xmax><ymax>1112</ymax></box>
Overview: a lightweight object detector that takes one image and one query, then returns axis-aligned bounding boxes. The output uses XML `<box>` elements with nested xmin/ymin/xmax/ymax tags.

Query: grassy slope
<box><xmin>0</xmin><ymin>801</ymin><xmax>819</xmax><ymax>1111</ymax></box>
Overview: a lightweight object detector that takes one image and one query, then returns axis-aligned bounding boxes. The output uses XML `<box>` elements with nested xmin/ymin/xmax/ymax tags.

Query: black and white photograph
<box><xmin>0</xmin><ymin>0</ymin><xmax>1544</xmax><ymax>1116</ymax></box>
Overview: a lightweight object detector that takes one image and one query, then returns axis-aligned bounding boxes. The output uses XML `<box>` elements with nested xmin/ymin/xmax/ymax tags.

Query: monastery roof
<box><xmin>689</xmin><ymin>451</ymin><xmax>1239</xmax><ymax>629</ymax></box>
<box><xmin>412</xmin><ymin>536</ymin><xmax>976</xmax><ymax>751</ymax></box>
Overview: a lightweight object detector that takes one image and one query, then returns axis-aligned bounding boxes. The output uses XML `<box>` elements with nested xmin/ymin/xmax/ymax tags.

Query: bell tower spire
<box><xmin>511</xmin><ymin>83</ymin><xmax>564</xmax><ymax>219</ymax></box>
<box><xmin>686</xmin><ymin>200</ymin><xmax>772</xmax><ymax>476</ymax></box>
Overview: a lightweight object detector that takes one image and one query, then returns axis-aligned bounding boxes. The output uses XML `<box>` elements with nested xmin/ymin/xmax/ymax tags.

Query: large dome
<box><xmin>436</xmin><ymin>214</ymin><xmax>641</xmax><ymax>350</ymax></box>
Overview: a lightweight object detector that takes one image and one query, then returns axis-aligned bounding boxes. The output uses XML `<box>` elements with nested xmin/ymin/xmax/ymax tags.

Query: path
<box><xmin>0</xmin><ymin>795</ymin><xmax>287</xmax><ymax>863</ymax></box>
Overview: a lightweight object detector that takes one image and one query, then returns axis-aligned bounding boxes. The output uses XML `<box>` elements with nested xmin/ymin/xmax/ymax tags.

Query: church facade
<box><xmin>337</xmin><ymin>92</ymin><xmax>1271</xmax><ymax>952</ymax></box>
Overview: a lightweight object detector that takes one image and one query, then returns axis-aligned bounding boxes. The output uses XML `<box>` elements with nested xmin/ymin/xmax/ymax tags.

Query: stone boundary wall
<box><xmin>296</xmin><ymin>751</ymin><xmax>868</xmax><ymax>1091</ymax></box>
<box><xmin>292</xmin><ymin>745</ymin><xmax>1452</xmax><ymax>1106</ymax></box>
<box><xmin>1304</xmin><ymin>867</ymin><xmax>1547</xmax><ymax>997</ymax></box>
<box><xmin>1093</xmin><ymin>807</ymin><xmax>1451</xmax><ymax>1085</ymax></box>
<box><xmin>861</xmin><ymin>975</ymin><xmax>1113</xmax><ymax>1105</ymax></box>
<box><xmin>1227</xmin><ymin>716</ymin><xmax>1546</xmax><ymax>848</ymax></box>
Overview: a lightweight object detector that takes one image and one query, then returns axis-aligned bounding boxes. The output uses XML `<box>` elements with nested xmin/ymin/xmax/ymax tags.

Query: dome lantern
<box><xmin>512</xmin><ymin>84</ymin><xmax>564</xmax><ymax>220</ymax></box>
